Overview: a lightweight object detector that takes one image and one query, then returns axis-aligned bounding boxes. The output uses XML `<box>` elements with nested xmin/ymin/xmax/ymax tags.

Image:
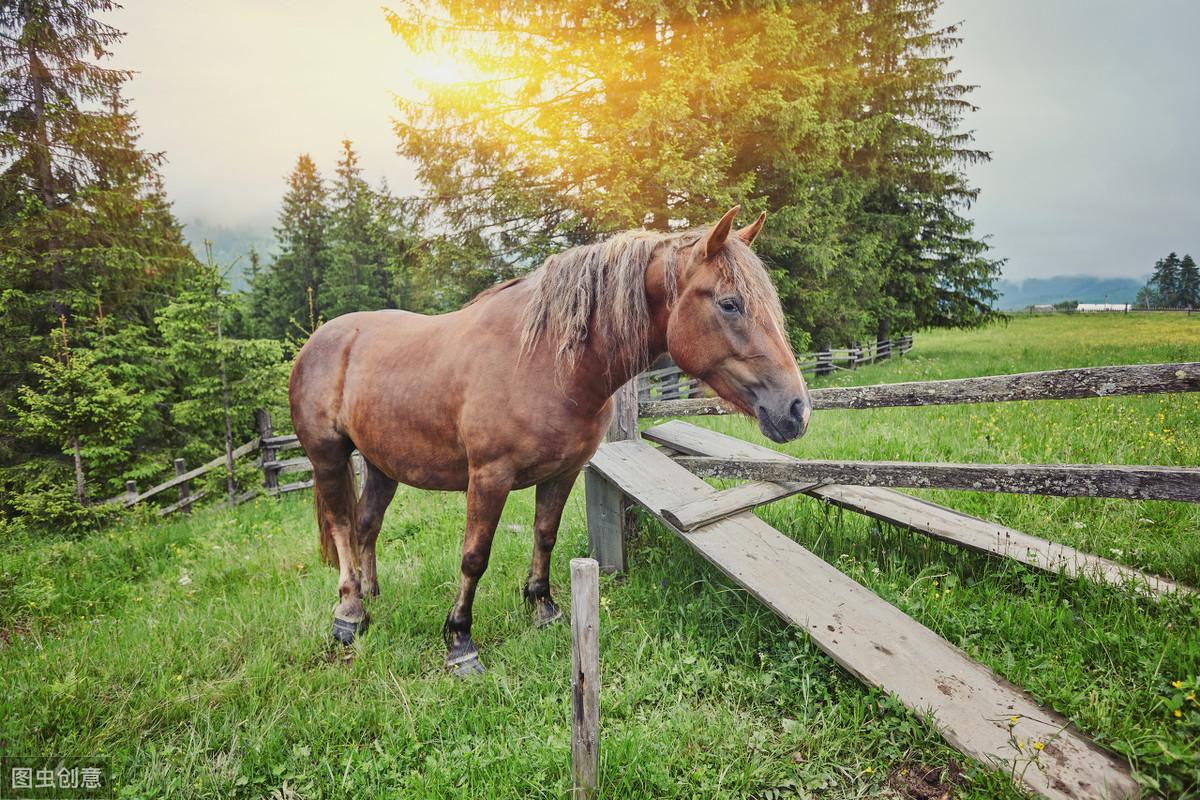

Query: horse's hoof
<box><xmin>446</xmin><ymin>650</ymin><xmax>486</xmax><ymax>678</ymax></box>
<box><xmin>331</xmin><ymin>614</ymin><xmax>369</xmax><ymax>645</ymax></box>
<box><xmin>534</xmin><ymin>602</ymin><xmax>564</xmax><ymax>628</ymax></box>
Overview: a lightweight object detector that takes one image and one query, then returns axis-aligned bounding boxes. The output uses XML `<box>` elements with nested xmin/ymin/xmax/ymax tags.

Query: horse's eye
<box><xmin>717</xmin><ymin>296</ymin><xmax>744</xmax><ymax>315</ymax></box>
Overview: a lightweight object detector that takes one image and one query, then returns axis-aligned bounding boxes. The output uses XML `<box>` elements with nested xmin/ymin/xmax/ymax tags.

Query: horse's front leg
<box><xmin>524</xmin><ymin>471</ymin><xmax>578</xmax><ymax>628</ymax></box>
<box><xmin>444</xmin><ymin>468</ymin><xmax>511</xmax><ymax>677</ymax></box>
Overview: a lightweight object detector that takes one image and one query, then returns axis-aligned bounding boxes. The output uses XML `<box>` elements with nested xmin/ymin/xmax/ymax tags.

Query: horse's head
<box><xmin>666</xmin><ymin>207</ymin><xmax>812</xmax><ymax>443</ymax></box>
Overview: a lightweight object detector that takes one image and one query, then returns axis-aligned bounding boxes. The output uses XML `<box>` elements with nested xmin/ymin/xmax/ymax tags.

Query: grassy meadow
<box><xmin>1</xmin><ymin>313</ymin><xmax>1198</xmax><ymax>798</ymax></box>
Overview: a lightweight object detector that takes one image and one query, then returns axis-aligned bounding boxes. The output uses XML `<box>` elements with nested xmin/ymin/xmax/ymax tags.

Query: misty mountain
<box><xmin>993</xmin><ymin>275</ymin><xmax>1145</xmax><ymax>309</ymax></box>
<box><xmin>182</xmin><ymin>219</ymin><xmax>277</xmax><ymax>291</ymax></box>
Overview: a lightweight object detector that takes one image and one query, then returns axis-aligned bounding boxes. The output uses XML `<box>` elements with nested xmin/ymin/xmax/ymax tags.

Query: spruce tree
<box><xmin>1150</xmin><ymin>252</ymin><xmax>1182</xmax><ymax>307</ymax></box>
<box><xmin>157</xmin><ymin>258</ymin><xmax>287</xmax><ymax>499</ymax></box>
<box><xmin>324</xmin><ymin>140</ymin><xmax>415</xmax><ymax>317</ymax></box>
<box><xmin>249</xmin><ymin>155</ymin><xmax>331</xmax><ymax>337</ymax></box>
<box><xmin>391</xmin><ymin>0</ymin><xmax>1000</xmax><ymax>341</ymax></box>
<box><xmin>1</xmin><ymin>0</ymin><xmax>197</xmax><ymax>528</ymax></box>
<box><xmin>1177</xmin><ymin>254</ymin><xmax>1199</xmax><ymax>308</ymax></box>
<box><xmin>11</xmin><ymin>322</ymin><xmax>142</xmax><ymax>528</ymax></box>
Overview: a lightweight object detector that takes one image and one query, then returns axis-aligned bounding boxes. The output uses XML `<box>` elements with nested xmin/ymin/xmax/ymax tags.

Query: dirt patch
<box><xmin>0</xmin><ymin>622</ymin><xmax>32</xmax><ymax>649</ymax></box>
<box><xmin>886</xmin><ymin>760</ymin><xmax>966</xmax><ymax>800</ymax></box>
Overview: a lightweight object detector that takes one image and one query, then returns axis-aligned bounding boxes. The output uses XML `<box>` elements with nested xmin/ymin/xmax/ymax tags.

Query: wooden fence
<box><xmin>103</xmin><ymin>409</ymin><xmax>332</xmax><ymax>516</ymax></box>
<box><xmin>585</xmin><ymin>360</ymin><xmax>1200</xmax><ymax>800</ymax></box>
<box><xmin>639</xmin><ymin>335</ymin><xmax>913</xmax><ymax>400</ymax></box>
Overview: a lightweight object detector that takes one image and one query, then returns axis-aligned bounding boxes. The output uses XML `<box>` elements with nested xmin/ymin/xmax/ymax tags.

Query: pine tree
<box><xmin>0</xmin><ymin>0</ymin><xmax>198</xmax><ymax>529</ymax></box>
<box><xmin>324</xmin><ymin>140</ymin><xmax>415</xmax><ymax>317</ymax></box>
<box><xmin>249</xmin><ymin>155</ymin><xmax>331</xmax><ymax>337</ymax></box>
<box><xmin>390</xmin><ymin>0</ymin><xmax>1000</xmax><ymax>341</ymax></box>
<box><xmin>1178</xmin><ymin>254</ymin><xmax>1199</xmax><ymax>309</ymax></box>
<box><xmin>157</xmin><ymin>257</ymin><xmax>288</xmax><ymax>500</ymax></box>
<box><xmin>1150</xmin><ymin>253</ymin><xmax>1182</xmax><ymax>307</ymax></box>
<box><xmin>11</xmin><ymin>321</ymin><xmax>142</xmax><ymax>528</ymax></box>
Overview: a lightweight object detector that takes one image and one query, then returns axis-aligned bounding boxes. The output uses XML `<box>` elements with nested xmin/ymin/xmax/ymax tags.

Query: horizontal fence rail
<box><xmin>640</xmin><ymin>361</ymin><xmax>1200</xmax><ymax>417</ymax></box>
<box><xmin>638</xmin><ymin>335</ymin><xmax>913</xmax><ymax>400</ymax></box>
<box><xmin>674</xmin><ymin>457</ymin><xmax>1200</xmax><ymax>503</ymax></box>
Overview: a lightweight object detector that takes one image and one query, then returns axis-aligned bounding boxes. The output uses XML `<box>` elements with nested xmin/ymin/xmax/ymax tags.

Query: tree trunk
<box><xmin>30</xmin><ymin>45</ymin><xmax>65</xmax><ymax>319</ymax></box>
<box><xmin>72</xmin><ymin>435</ymin><xmax>87</xmax><ymax>506</ymax></box>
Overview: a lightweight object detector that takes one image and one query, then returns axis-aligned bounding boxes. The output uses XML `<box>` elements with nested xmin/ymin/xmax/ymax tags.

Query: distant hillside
<box><xmin>182</xmin><ymin>219</ymin><xmax>276</xmax><ymax>291</ymax></box>
<box><xmin>993</xmin><ymin>275</ymin><xmax>1145</xmax><ymax>310</ymax></box>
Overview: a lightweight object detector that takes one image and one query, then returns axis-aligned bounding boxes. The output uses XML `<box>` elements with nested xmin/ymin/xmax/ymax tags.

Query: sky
<box><xmin>108</xmin><ymin>1</ymin><xmax>1200</xmax><ymax>283</ymax></box>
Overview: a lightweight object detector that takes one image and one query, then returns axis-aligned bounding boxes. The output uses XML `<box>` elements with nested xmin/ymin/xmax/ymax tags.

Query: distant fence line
<box><xmin>640</xmin><ymin>335</ymin><xmax>913</xmax><ymax>401</ymax></box>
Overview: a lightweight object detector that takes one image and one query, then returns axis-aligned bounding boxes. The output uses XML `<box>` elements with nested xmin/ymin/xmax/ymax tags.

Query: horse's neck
<box><xmin>583</xmin><ymin>254</ymin><xmax>673</xmax><ymax>400</ymax></box>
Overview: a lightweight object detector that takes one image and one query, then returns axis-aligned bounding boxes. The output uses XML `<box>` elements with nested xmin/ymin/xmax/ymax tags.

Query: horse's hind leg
<box><xmin>524</xmin><ymin>471</ymin><xmax>576</xmax><ymax>628</ymax></box>
<box><xmin>357</xmin><ymin>460</ymin><xmax>398</xmax><ymax>598</ymax></box>
<box><xmin>310</xmin><ymin>442</ymin><xmax>368</xmax><ymax>644</ymax></box>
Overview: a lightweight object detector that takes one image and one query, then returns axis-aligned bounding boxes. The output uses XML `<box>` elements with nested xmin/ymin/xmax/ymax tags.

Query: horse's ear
<box><xmin>736</xmin><ymin>211</ymin><xmax>766</xmax><ymax>246</ymax></box>
<box><xmin>701</xmin><ymin>205</ymin><xmax>740</xmax><ymax>259</ymax></box>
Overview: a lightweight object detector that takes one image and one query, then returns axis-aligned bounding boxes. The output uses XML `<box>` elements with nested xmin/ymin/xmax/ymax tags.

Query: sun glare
<box><xmin>398</xmin><ymin>45</ymin><xmax>482</xmax><ymax>91</ymax></box>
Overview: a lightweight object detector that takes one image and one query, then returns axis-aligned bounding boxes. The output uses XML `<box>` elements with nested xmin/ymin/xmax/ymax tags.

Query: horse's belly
<box><xmin>359</xmin><ymin>437</ymin><xmax>469</xmax><ymax>492</ymax></box>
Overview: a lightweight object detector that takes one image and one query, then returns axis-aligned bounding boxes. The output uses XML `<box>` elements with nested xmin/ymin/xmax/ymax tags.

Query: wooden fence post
<box><xmin>585</xmin><ymin>379</ymin><xmax>637</xmax><ymax>574</ymax></box>
<box><xmin>124</xmin><ymin>480</ymin><xmax>137</xmax><ymax>507</ymax></box>
<box><xmin>816</xmin><ymin>347</ymin><xmax>833</xmax><ymax>377</ymax></box>
<box><xmin>848</xmin><ymin>343</ymin><xmax>861</xmax><ymax>370</ymax></box>
<box><xmin>256</xmin><ymin>408</ymin><xmax>279</xmax><ymax>495</ymax></box>
<box><xmin>570</xmin><ymin>557</ymin><xmax>600</xmax><ymax>800</ymax></box>
<box><xmin>876</xmin><ymin>336</ymin><xmax>891</xmax><ymax>361</ymax></box>
<box><xmin>174</xmin><ymin>458</ymin><xmax>191</xmax><ymax>515</ymax></box>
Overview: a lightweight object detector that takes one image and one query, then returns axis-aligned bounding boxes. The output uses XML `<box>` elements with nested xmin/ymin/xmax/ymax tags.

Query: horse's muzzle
<box><xmin>755</xmin><ymin>393</ymin><xmax>811</xmax><ymax>443</ymax></box>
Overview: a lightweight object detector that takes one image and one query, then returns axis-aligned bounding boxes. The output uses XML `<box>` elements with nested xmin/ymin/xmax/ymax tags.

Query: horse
<box><xmin>288</xmin><ymin>206</ymin><xmax>812</xmax><ymax>676</ymax></box>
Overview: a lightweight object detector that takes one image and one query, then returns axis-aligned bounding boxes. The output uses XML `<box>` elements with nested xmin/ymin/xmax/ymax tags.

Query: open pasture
<box><xmin>2</xmin><ymin>313</ymin><xmax>1198</xmax><ymax>798</ymax></box>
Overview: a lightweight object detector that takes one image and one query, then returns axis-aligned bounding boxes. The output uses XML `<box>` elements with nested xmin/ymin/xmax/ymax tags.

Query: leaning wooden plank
<box><xmin>589</xmin><ymin>440</ymin><xmax>1139</xmax><ymax>800</ymax></box>
<box><xmin>662</xmin><ymin>479</ymin><xmax>814</xmax><ymax>531</ymax></box>
<box><xmin>115</xmin><ymin>437</ymin><xmax>260</xmax><ymax>506</ymax></box>
<box><xmin>673</xmin><ymin>456</ymin><xmax>1200</xmax><ymax>503</ymax></box>
<box><xmin>640</xmin><ymin>361</ymin><xmax>1200</xmax><ymax>417</ymax></box>
<box><xmin>643</xmin><ymin>421</ymin><xmax>1191</xmax><ymax>596</ymax></box>
<box><xmin>157</xmin><ymin>489</ymin><xmax>208</xmax><ymax>517</ymax></box>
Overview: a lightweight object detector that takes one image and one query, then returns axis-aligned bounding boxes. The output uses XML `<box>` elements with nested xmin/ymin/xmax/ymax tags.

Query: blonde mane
<box><xmin>501</xmin><ymin>227</ymin><xmax>785</xmax><ymax>376</ymax></box>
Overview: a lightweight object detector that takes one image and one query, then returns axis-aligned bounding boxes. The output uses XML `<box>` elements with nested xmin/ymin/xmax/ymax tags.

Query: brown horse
<box><xmin>289</xmin><ymin>206</ymin><xmax>811</xmax><ymax>675</ymax></box>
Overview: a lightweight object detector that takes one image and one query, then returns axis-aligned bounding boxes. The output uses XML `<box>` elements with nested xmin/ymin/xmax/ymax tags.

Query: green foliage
<box><xmin>156</xmin><ymin>263</ymin><xmax>288</xmax><ymax>460</ymax></box>
<box><xmin>10</xmin><ymin>326</ymin><xmax>142</xmax><ymax>527</ymax></box>
<box><xmin>0</xmin><ymin>0</ymin><xmax>212</xmax><ymax>529</ymax></box>
<box><xmin>1140</xmin><ymin>252</ymin><xmax>1198</xmax><ymax>309</ymax></box>
<box><xmin>391</xmin><ymin>0</ymin><xmax>1001</xmax><ymax>341</ymax></box>
<box><xmin>248</xmin><ymin>143</ymin><xmax>421</xmax><ymax>337</ymax></box>
<box><xmin>248</xmin><ymin>154</ymin><xmax>331</xmax><ymax>338</ymax></box>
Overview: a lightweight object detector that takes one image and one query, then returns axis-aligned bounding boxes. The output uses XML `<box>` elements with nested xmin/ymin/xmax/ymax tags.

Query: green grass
<box><xmin>2</xmin><ymin>313</ymin><xmax>1199</xmax><ymax>798</ymax></box>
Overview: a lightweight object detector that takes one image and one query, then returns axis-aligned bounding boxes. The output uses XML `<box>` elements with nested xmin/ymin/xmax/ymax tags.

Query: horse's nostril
<box><xmin>790</xmin><ymin>398</ymin><xmax>811</xmax><ymax>429</ymax></box>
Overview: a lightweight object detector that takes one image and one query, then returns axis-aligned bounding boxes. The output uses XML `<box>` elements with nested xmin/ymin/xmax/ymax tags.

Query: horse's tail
<box><xmin>315</xmin><ymin>458</ymin><xmax>359</xmax><ymax>569</ymax></box>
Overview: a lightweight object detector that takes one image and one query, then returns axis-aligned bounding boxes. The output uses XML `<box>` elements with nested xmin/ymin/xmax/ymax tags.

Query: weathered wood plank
<box><xmin>114</xmin><ymin>437</ymin><xmax>259</xmax><ymax>507</ymax></box>
<box><xmin>584</xmin><ymin>468</ymin><xmax>627</xmax><ymax>574</ymax></box>
<box><xmin>662</xmin><ymin>479</ymin><xmax>814</xmax><ymax>531</ymax></box>
<box><xmin>261</xmin><ymin>456</ymin><xmax>313</xmax><ymax>475</ymax></box>
<box><xmin>570</xmin><ymin>558</ymin><xmax>601</xmax><ymax>800</ymax></box>
<box><xmin>157</xmin><ymin>488</ymin><xmax>207</xmax><ymax>517</ymax></box>
<box><xmin>674</xmin><ymin>456</ymin><xmax>1200</xmax><ymax>502</ymax></box>
<box><xmin>274</xmin><ymin>479</ymin><xmax>314</xmax><ymax>495</ymax></box>
<box><xmin>261</xmin><ymin>434</ymin><xmax>300</xmax><ymax>449</ymax></box>
<box><xmin>641</xmin><ymin>361</ymin><xmax>1200</xmax><ymax>417</ymax></box>
<box><xmin>588</xmin><ymin>439</ymin><xmax>1138</xmax><ymax>800</ymax></box>
<box><xmin>644</xmin><ymin>420</ymin><xmax>1192</xmax><ymax>597</ymax></box>
<box><xmin>607</xmin><ymin>379</ymin><xmax>639</xmax><ymax>442</ymax></box>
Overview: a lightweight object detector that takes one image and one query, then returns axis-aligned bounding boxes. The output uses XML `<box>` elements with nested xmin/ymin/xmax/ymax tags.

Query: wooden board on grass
<box><xmin>588</xmin><ymin>438</ymin><xmax>1139</xmax><ymax>800</ymax></box>
<box><xmin>642</xmin><ymin>420</ymin><xmax>1191</xmax><ymax>597</ymax></box>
